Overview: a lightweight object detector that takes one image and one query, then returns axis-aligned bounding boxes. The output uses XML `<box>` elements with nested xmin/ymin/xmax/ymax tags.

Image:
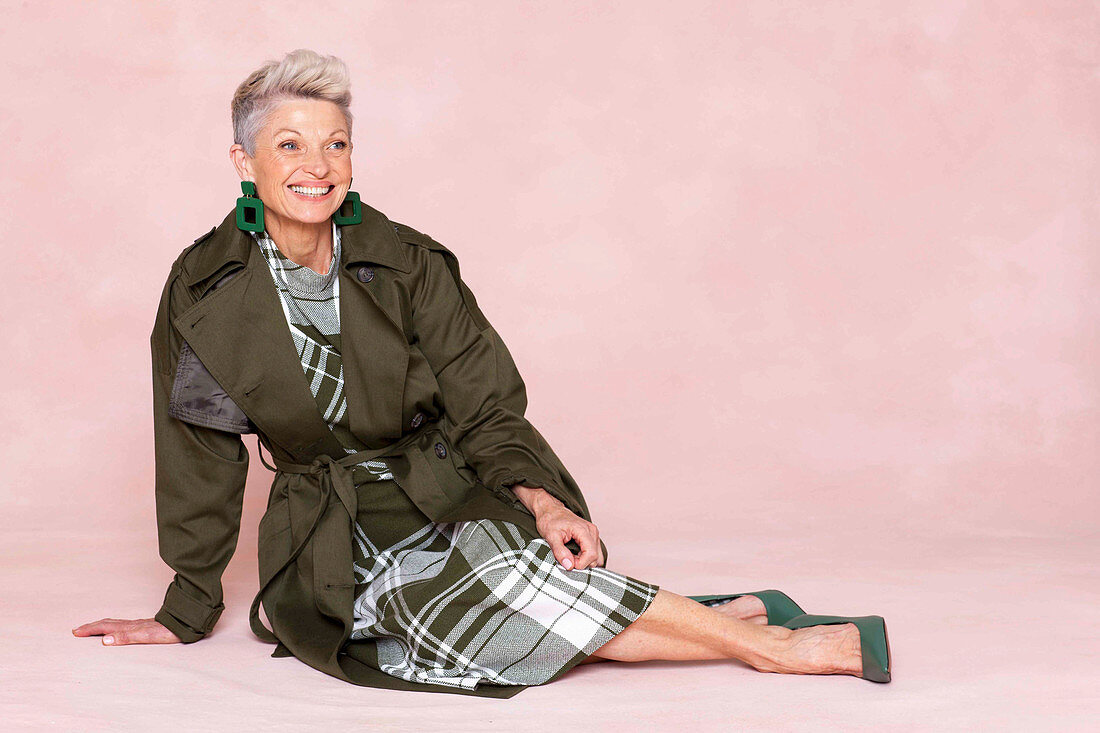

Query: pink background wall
<box><xmin>3</xmin><ymin>1</ymin><xmax>1097</xmax><ymax>729</ymax></box>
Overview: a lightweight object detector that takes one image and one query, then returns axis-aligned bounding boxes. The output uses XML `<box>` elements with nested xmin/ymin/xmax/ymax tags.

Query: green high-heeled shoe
<box><xmin>781</xmin><ymin>614</ymin><xmax>891</xmax><ymax>683</ymax></box>
<box><xmin>686</xmin><ymin>589</ymin><xmax>806</xmax><ymax>625</ymax></box>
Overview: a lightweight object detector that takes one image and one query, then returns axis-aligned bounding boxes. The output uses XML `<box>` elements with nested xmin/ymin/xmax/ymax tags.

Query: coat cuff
<box><xmin>155</xmin><ymin>582</ymin><xmax>224</xmax><ymax>644</ymax></box>
<box><xmin>489</xmin><ymin>467</ymin><xmax>580</xmax><ymax>516</ymax></box>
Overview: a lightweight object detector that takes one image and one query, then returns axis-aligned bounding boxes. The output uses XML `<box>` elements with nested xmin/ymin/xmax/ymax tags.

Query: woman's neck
<box><xmin>265</xmin><ymin>215</ymin><xmax>334</xmax><ymax>276</ymax></box>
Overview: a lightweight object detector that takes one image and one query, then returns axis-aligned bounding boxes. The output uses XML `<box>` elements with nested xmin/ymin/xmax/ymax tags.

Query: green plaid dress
<box><xmin>251</xmin><ymin>224</ymin><xmax>659</xmax><ymax>691</ymax></box>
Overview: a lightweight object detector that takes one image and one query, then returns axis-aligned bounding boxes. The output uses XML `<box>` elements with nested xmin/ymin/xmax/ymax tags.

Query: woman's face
<box><xmin>230</xmin><ymin>98</ymin><xmax>353</xmax><ymax>230</ymax></box>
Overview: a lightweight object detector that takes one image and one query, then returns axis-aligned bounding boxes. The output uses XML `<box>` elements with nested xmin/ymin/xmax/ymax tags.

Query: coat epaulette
<box><xmin>392</xmin><ymin>221</ymin><xmax>447</xmax><ymax>252</ymax></box>
<box><xmin>193</xmin><ymin>226</ymin><xmax>217</xmax><ymax>245</ymax></box>
<box><xmin>172</xmin><ymin>225</ymin><xmax>219</xmax><ymax>272</ymax></box>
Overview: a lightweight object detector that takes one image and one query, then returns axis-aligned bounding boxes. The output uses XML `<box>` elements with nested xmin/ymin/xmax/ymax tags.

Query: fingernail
<box><xmin>563</xmin><ymin>557</ymin><xmax>573</xmax><ymax>570</ymax></box>
<box><xmin>104</xmin><ymin>636</ymin><xmax>114</xmax><ymax>645</ymax></box>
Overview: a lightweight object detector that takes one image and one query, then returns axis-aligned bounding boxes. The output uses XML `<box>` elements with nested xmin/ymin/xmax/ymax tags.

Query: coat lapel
<box><xmin>173</xmin><ymin>219</ymin><xmax>347</xmax><ymax>459</ymax></box>
<box><xmin>337</xmin><ymin>203</ymin><xmax>413</xmax><ymax>447</ymax></box>
<box><xmin>172</xmin><ymin>204</ymin><xmax>415</xmax><ymax>458</ymax></box>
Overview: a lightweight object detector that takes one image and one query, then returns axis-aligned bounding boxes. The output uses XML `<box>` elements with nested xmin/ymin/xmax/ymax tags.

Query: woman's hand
<box><xmin>71</xmin><ymin>617</ymin><xmax>182</xmax><ymax>646</ymax></box>
<box><xmin>512</xmin><ymin>485</ymin><xmax>606</xmax><ymax>571</ymax></box>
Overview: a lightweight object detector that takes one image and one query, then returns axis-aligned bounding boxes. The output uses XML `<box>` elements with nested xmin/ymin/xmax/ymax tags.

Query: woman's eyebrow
<box><xmin>274</xmin><ymin>128</ymin><xmax>348</xmax><ymax>136</ymax></box>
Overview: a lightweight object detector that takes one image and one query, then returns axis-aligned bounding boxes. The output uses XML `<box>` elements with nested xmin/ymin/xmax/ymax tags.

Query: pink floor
<box><xmin>9</xmin><ymin>496</ymin><xmax>1097</xmax><ymax>730</ymax></box>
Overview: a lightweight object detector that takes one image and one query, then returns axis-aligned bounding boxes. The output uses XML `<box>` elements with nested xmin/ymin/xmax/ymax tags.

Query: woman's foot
<box><xmin>750</xmin><ymin>623</ymin><xmax>864</xmax><ymax>677</ymax></box>
<box><xmin>709</xmin><ymin>595</ymin><xmax>768</xmax><ymax>624</ymax></box>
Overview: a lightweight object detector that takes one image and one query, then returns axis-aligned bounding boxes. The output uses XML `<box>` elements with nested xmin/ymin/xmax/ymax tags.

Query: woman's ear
<box><xmin>228</xmin><ymin>143</ymin><xmax>253</xmax><ymax>181</ymax></box>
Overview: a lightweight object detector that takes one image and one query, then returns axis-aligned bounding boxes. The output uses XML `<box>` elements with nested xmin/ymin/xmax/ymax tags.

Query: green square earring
<box><xmin>333</xmin><ymin>179</ymin><xmax>362</xmax><ymax>225</ymax></box>
<box><xmin>236</xmin><ymin>180</ymin><xmax>265</xmax><ymax>232</ymax></box>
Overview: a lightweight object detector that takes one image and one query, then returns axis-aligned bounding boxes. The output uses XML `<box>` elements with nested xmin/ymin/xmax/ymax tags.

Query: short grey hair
<box><xmin>231</xmin><ymin>49</ymin><xmax>353</xmax><ymax>156</ymax></box>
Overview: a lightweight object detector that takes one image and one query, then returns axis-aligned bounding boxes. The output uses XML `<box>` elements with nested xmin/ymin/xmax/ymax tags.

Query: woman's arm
<box><xmin>407</xmin><ymin>241</ymin><xmax>585</xmax><ymax>516</ymax></box>
<box><xmin>405</xmin><ymin>235</ymin><xmax>604</xmax><ymax>569</ymax></box>
<box><xmin>75</xmin><ymin>260</ymin><xmax>249</xmax><ymax>646</ymax></box>
<box><xmin>148</xmin><ymin>260</ymin><xmax>249</xmax><ymax>642</ymax></box>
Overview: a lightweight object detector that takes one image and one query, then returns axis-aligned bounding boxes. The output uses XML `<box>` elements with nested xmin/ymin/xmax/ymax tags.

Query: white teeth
<box><xmin>290</xmin><ymin>185</ymin><xmax>331</xmax><ymax>196</ymax></box>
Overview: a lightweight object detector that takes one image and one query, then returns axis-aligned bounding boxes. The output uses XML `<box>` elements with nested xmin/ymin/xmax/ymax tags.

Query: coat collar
<box><xmin>173</xmin><ymin>200</ymin><xmax>412</xmax><ymax>460</ymax></box>
<box><xmin>181</xmin><ymin>200</ymin><xmax>411</xmax><ymax>290</ymax></box>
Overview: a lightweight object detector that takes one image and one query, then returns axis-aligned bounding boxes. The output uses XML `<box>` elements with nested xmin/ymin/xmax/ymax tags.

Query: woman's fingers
<box><xmin>572</xmin><ymin>524</ymin><xmax>601</xmax><ymax>570</ymax></box>
<box><xmin>545</xmin><ymin>524</ymin><xmax>601</xmax><ymax>571</ymax></box>
<box><xmin>71</xmin><ymin>617</ymin><xmax>181</xmax><ymax>645</ymax></box>
<box><xmin>535</xmin><ymin>505</ymin><xmax>603</xmax><ymax>571</ymax></box>
<box><xmin>544</xmin><ymin>532</ymin><xmax>576</xmax><ymax>570</ymax></box>
<box><xmin>72</xmin><ymin>618</ymin><xmax>123</xmax><ymax>636</ymax></box>
<box><xmin>106</xmin><ymin>626</ymin><xmax>179</xmax><ymax>645</ymax></box>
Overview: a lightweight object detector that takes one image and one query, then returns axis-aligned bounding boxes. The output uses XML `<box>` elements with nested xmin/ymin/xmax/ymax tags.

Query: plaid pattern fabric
<box><xmin>251</xmin><ymin>224</ymin><xmax>392</xmax><ymax>479</ymax></box>
<box><xmin>252</xmin><ymin>225</ymin><xmax>659</xmax><ymax>690</ymax></box>
<box><xmin>349</xmin><ymin>514</ymin><xmax>659</xmax><ymax>689</ymax></box>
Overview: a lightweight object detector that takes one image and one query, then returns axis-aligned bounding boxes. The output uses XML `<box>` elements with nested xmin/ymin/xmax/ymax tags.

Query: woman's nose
<box><xmin>302</xmin><ymin>147</ymin><xmax>330</xmax><ymax>176</ymax></box>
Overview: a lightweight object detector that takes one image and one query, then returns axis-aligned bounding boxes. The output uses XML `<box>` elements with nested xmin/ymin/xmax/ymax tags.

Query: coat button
<box><xmin>356</xmin><ymin>266</ymin><xmax>374</xmax><ymax>283</ymax></box>
<box><xmin>434</xmin><ymin>442</ymin><xmax>447</xmax><ymax>459</ymax></box>
<box><xmin>410</xmin><ymin>412</ymin><xmax>424</xmax><ymax>429</ymax></box>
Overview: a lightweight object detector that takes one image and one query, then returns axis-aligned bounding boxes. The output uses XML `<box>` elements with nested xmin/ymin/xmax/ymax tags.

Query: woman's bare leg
<box><xmin>577</xmin><ymin>589</ymin><xmax>863</xmax><ymax>676</ymax></box>
<box><xmin>575</xmin><ymin>593</ymin><xmax>767</xmax><ymax>666</ymax></box>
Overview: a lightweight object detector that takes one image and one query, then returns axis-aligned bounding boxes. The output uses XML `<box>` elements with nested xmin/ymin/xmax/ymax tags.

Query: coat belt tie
<box><xmin>248</xmin><ymin>431</ymin><xmax>427</xmax><ymax>644</ymax></box>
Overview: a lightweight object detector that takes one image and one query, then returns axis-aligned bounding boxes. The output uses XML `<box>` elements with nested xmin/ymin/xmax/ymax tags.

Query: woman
<box><xmin>73</xmin><ymin>50</ymin><xmax>890</xmax><ymax>697</ymax></box>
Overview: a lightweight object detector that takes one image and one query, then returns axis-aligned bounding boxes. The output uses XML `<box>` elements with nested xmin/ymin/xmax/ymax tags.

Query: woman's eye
<box><xmin>279</xmin><ymin>141</ymin><xmax>299</xmax><ymax>150</ymax></box>
<box><xmin>330</xmin><ymin>141</ymin><xmax>347</xmax><ymax>150</ymax></box>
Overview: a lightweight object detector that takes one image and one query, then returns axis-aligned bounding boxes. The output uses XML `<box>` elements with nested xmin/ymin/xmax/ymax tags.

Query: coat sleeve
<box><xmin>407</xmin><ymin>239</ymin><xmax>591</xmax><ymax>519</ymax></box>
<box><xmin>149</xmin><ymin>259</ymin><xmax>249</xmax><ymax>643</ymax></box>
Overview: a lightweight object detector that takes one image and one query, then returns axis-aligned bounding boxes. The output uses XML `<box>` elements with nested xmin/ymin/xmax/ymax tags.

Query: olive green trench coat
<box><xmin>150</xmin><ymin>203</ymin><xmax>610</xmax><ymax>698</ymax></box>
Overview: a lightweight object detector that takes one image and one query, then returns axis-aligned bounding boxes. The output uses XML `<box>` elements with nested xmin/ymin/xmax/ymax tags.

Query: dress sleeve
<box><xmin>149</xmin><ymin>261</ymin><xmax>249</xmax><ymax>643</ymax></box>
<box><xmin>408</xmin><ymin>241</ymin><xmax>589</xmax><ymax>518</ymax></box>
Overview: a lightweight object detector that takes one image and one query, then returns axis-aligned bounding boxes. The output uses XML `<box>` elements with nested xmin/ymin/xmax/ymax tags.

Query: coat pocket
<box><xmin>311</xmin><ymin>496</ymin><xmax>356</xmax><ymax>625</ymax></box>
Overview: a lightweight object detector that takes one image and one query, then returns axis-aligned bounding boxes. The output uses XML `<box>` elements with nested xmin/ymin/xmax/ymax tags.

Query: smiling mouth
<box><xmin>287</xmin><ymin>184</ymin><xmax>336</xmax><ymax>199</ymax></box>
